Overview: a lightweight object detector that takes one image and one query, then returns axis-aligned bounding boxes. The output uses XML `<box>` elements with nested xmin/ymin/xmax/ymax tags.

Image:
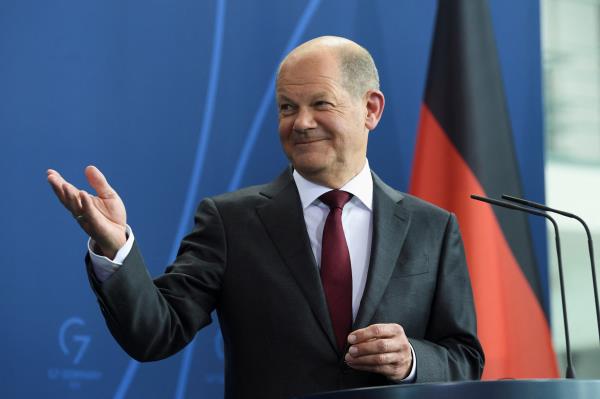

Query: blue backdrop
<box><xmin>0</xmin><ymin>0</ymin><xmax>545</xmax><ymax>397</ymax></box>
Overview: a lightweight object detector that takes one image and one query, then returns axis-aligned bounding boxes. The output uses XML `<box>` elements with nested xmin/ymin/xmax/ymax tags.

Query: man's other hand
<box><xmin>345</xmin><ymin>323</ymin><xmax>413</xmax><ymax>382</ymax></box>
<box><xmin>47</xmin><ymin>165</ymin><xmax>127</xmax><ymax>259</ymax></box>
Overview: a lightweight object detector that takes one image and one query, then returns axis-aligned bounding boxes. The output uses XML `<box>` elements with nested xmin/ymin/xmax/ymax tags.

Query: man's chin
<box><xmin>292</xmin><ymin>163</ymin><xmax>325</xmax><ymax>177</ymax></box>
<box><xmin>290</xmin><ymin>157</ymin><xmax>328</xmax><ymax>176</ymax></box>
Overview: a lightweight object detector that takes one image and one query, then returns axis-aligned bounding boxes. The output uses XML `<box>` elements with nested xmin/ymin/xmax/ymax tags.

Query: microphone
<box><xmin>470</xmin><ymin>194</ymin><xmax>576</xmax><ymax>378</ymax></box>
<box><xmin>502</xmin><ymin>194</ymin><xmax>600</xmax><ymax>346</ymax></box>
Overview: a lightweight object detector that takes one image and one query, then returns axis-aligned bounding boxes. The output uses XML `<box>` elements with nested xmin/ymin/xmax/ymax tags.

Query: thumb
<box><xmin>85</xmin><ymin>165</ymin><xmax>116</xmax><ymax>198</ymax></box>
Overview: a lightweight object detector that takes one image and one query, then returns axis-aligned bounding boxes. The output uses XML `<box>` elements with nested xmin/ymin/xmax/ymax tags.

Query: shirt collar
<box><xmin>293</xmin><ymin>159</ymin><xmax>373</xmax><ymax>211</ymax></box>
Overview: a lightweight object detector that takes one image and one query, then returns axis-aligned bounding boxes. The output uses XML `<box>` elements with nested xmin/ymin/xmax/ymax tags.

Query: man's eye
<box><xmin>314</xmin><ymin>101</ymin><xmax>332</xmax><ymax>108</ymax></box>
<box><xmin>279</xmin><ymin>104</ymin><xmax>294</xmax><ymax>113</ymax></box>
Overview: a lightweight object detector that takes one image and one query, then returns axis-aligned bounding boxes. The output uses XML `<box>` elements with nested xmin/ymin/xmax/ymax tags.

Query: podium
<box><xmin>298</xmin><ymin>380</ymin><xmax>600</xmax><ymax>399</ymax></box>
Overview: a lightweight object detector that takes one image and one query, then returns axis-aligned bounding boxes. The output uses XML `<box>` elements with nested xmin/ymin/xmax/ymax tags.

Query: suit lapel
<box><xmin>256</xmin><ymin>169</ymin><xmax>338</xmax><ymax>353</ymax></box>
<box><xmin>353</xmin><ymin>173</ymin><xmax>411</xmax><ymax>330</ymax></box>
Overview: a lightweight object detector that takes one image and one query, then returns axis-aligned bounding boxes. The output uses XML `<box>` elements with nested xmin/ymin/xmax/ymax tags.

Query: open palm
<box><xmin>47</xmin><ymin>165</ymin><xmax>127</xmax><ymax>259</ymax></box>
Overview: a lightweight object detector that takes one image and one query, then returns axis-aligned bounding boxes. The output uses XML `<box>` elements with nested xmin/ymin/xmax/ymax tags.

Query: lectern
<box><xmin>297</xmin><ymin>380</ymin><xmax>600</xmax><ymax>399</ymax></box>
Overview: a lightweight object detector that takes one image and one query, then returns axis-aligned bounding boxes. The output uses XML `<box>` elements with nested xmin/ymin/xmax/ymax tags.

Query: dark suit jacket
<box><xmin>87</xmin><ymin>168</ymin><xmax>484</xmax><ymax>399</ymax></box>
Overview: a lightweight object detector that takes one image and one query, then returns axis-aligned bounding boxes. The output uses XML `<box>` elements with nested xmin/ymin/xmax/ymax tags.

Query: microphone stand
<box><xmin>470</xmin><ymin>194</ymin><xmax>575</xmax><ymax>379</ymax></box>
<box><xmin>502</xmin><ymin>194</ymin><xmax>600</xmax><ymax>346</ymax></box>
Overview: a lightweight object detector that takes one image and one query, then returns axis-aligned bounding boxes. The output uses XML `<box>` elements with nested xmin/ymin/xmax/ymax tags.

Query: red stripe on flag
<box><xmin>411</xmin><ymin>104</ymin><xmax>558</xmax><ymax>379</ymax></box>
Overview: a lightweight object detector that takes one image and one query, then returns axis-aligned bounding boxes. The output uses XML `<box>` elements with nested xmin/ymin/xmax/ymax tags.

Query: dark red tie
<box><xmin>319</xmin><ymin>190</ymin><xmax>353</xmax><ymax>351</ymax></box>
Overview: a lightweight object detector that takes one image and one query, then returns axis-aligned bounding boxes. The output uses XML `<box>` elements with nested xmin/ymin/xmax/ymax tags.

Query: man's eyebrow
<box><xmin>276</xmin><ymin>94</ymin><xmax>295</xmax><ymax>104</ymax></box>
<box><xmin>276</xmin><ymin>92</ymin><xmax>334</xmax><ymax>104</ymax></box>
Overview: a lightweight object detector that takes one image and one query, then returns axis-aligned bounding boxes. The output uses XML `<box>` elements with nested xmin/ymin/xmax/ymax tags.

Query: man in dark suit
<box><xmin>47</xmin><ymin>36</ymin><xmax>484</xmax><ymax>398</ymax></box>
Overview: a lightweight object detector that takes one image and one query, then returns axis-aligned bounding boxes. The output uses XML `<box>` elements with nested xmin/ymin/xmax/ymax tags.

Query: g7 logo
<box><xmin>59</xmin><ymin>317</ymin><xmax>91</xmax><ymax>365</ymax></box>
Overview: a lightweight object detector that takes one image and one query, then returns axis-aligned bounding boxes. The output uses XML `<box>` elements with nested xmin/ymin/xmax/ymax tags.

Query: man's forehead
<box><xmin>276</xmin><ymin>46</ymin><xmax>349</xmax><ymax>100</ymax></box>
<box><xmin>280</xmin><ymin>49</ymin><xmax>339</xmax><ymax>74</ymax></box>
<box><xmin>278</xmin><ymin>52</ymin><xmax>340</xmax><ymax>85</ymax></box>
<box><xmin>276</xmin><ymin>74</ymin><xmax>342</xmax><ymax>100</ymax></box>
<box><xmin>278</xmin><ymin>71</ymin><xmax>339</xmax><ymax>87</ymax></box>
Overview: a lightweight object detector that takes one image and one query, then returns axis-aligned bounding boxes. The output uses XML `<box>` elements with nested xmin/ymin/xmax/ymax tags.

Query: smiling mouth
<box><xmin>294</xmin><ymin>138</ymin><xmax>328</xmax><ymax>145</ymax></box>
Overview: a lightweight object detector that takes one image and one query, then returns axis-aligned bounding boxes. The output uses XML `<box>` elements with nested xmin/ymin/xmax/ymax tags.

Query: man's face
<box><xmin>276</xmin><ymin>51</ymin><xmax>369</xmax><ymax>186</ymax></box>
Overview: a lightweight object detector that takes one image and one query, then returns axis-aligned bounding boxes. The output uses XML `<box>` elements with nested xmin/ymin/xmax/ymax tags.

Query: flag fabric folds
<box><xmin>409</xmin><ymin>0</ymin><xmax>558</xmax><ymax>378</ymax></box>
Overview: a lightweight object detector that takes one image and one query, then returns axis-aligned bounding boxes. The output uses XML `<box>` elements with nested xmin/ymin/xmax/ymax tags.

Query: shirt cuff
<box><xmin>400</xmin><ymin>342</ymin><xmax>417</xmax><ymax>382</ymax></box>
<box><xmin>87</xmin><ymin>225</ymin><xmax>134</xmax><ymax>282</ymax></box>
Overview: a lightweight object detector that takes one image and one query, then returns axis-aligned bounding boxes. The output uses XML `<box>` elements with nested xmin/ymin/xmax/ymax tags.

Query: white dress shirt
<box><xmin>292</xmin><ymin>160</ymin><xmax>373</xmax><ymax>321</ymax></box>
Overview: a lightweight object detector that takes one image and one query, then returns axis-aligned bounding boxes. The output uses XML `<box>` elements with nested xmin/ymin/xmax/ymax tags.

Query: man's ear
<box><xmin>364</xmin><ymin>90</ymin><xmax>385</xmax><ymax>131</ymax></box>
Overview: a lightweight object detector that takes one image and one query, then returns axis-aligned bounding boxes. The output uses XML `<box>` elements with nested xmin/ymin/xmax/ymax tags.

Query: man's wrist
<box><xmin>95</xmin><ymin>229</ymin><xmax>128</xmax><ymax>260</ymax></box>
<box><xmin>391</xmin><ymin>342</ymin><xmax>416</xmax><ymax>383</ymax></box>
<box><xmin>88</xmin><ymin>226</ymin><xmax>134</xmax><ymax>283</ymax></box>
<box><xmin>89</xmin><ymin>225</ymin><xmax>134</xmax><ymax>265</ymax></box>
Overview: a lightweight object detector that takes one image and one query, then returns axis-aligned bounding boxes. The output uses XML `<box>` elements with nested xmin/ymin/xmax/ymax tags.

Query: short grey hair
<box><xmin>336</xmin><ymin>45</ymin><xmax>380</xmax><ymax>99</ymax></box>
<box><xmin>276</xmin><ymin>37</ymin><xmax>380</xmax><ymax>99</ymax></box>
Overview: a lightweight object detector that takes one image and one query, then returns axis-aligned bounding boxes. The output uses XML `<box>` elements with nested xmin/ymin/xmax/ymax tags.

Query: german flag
<box><xmin>410</xmin><ymin>0</ymin><xmax>558</xmax><ymax>378</ymax></box>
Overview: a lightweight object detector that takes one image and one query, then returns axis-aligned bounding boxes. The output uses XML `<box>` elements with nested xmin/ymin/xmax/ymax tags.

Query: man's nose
<box><xmin>293</xmin><ymin>107</ymin><xmax>317</xmax><ymax>131</ymax></box>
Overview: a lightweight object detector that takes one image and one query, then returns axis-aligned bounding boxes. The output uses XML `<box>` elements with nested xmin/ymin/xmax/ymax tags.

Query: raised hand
<box><xmin>47</xmin><ymin>166</ymin><xmax>127</xmax><ymax>259</ymax></box>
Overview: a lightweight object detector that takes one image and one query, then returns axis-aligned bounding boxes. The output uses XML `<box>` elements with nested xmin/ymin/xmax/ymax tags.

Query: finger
<box><xmin>48</xmin><ymin>170</ymin><xmax>81</xmax><ymax>210</ymax></box>
<box><xmin>85</xmin><ymin>165</ymin><xmax>116</xmax><ymax>198</ymax></box>
<box><xmin>47</xmin><ymin>173</ymin><xmax>68</xmax><ymax>205</ymax></box>
<box><xmin>63</xmin><ymin>182</ymin><xmax>83</xmax><ymax>216</ymax></box>
<box><xmin>345</xmin><ymin>350</ymin><xmax>403</xmax><ymax>366</ymax></box>
<box><xmin>346</xmin><ymin>350</ymin><xmax>413</xmax><ymax>381</ymax></box>
<box><xmin>47</xmin><ymin>169</ymin><xmax>69</xmax><ymax>185</ymax></box>
<box><xmin>348</xmin><ymin>323</ymin><xmax>405</xmax><ymax>344</ymax></box>
<box><xmin>46</xmin><ymin>168</ymin><xmax>58</xmax><ymax>178</ymax></box>
<box><xmin>46</xmin><ymin>169</ymin><xmax>71</xmax><ymax>201</ymax></box>
<box><xmin>347</xmin><ymin>337</ymin><xmax>406</xmax><ymax>358</ymax></box>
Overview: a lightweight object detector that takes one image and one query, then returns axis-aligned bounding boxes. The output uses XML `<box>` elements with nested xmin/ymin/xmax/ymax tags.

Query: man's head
<box><xmin>276</xmin><ymin>36</ymin><xmax>385</xmax><ymax>188</ymax></box>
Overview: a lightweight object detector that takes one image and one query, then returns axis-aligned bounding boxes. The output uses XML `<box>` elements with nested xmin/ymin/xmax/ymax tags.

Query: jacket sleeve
<box><xmin>86</xmin><ymin>198</ymin><xmax>227</xmax><ymax>362</ymax></box>
<box><xmin>410</xmin><ymin>213</ymin><xmax>485</xmax><ymax>381</ymax></box>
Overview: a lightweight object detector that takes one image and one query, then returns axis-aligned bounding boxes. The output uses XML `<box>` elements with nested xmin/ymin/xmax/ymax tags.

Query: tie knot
<box><xmin>319</xmin><ymin>190</ymin><xmax>353</xmax><ymax>210</ymax></box>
